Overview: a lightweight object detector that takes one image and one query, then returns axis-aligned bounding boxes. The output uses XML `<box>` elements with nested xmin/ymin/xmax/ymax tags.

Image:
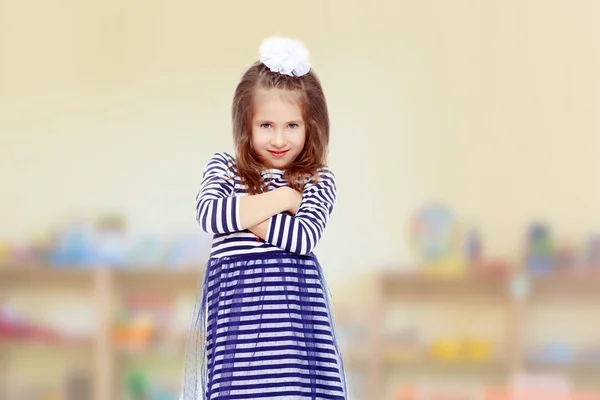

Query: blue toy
<box><xmin>525</xmin><ymin>222</ymin><xmax>555</xmax><ymax>274</ymax></box>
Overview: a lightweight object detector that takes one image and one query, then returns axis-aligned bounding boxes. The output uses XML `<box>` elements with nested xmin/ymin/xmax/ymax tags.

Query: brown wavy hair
<box><xmin>231</xmin><ymin>61</ymin><xmax>329</xmax><ymax>195</ymax></box>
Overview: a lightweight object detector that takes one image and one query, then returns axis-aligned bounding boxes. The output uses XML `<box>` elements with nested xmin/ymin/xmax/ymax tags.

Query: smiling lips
<box><xmin>268</xmin><ymin>150</ymin><xmax>289</xmax><ymax>158</ymax></box>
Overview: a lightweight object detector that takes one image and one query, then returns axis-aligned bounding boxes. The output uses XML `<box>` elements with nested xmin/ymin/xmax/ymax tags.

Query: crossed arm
<box><xmin>195</xmin><ymin>153</ymin><xmax>337</xmax><ymax>255</ymax></box>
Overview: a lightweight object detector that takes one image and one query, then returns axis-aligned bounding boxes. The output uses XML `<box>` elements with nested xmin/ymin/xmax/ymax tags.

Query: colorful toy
<box><xmin>411</xmin><ymin>203</ymin><xmax>467</xmax><ymax>275</ymax></box>
<box><xmin>129</xmin><ymin>235</ymin><xmax>165</xmax><ymax>266</ymax></box>
<box><xmin>166</xmin><ymin>232</ymin><xmax>211</xmax><ymax>267</ymax></box>
<box><xmin>125</xmin><ymin>368</ymin><xmax>179</xmax><ymax>400</ymax></box>
<box><xmin>525</xmin><ymin>222</ymin><xmax>556</xmax><ymax>274</ymax></box>
<box><xmin>465</xmin><ymin>228</ymin><xmax>483</xmax><ymax>265</ymax></box>
<box><xmin>0</xmin><ymin>242</ymin><xmax>10</xmax><ymax>264</ymax></box>
<box><xmin>428</xmin><ymin>337</ymin><xmax>495</xmax><ymax>363</ymax></box>
<box><xmin>126</xmin><ymin>368</ymin><xmax>149</xmax><ymax>400</ymax></box>
<box><xmin>527</xmin><ymin>342</ymin><xmax>575</xmax><ymax>366</ymax></box>
<box><xmin>93</xmin><ymin>214</ymin><xmax>129</xmax><ymax>267</ymax></box>
<box><xmin>429</xmin><ymin>338</ymin><xmax>463</xmax><ymax>361</ymax></box>
<box><xmin>49</xmin><ymin>222</ymin><xmax>96</xmax><ymax>266</ymax></box>
<box><xmin>463</xmin><ymin>338</ymin><xmax>494</xmax><ymax>361</ymax></box>
<box><xmin>586</xmin><ymin>234</ymin><xmax>600</xmax><ymax>267</ymax></box>
<box><xmin>411</xmin><ymin>203</ymin><xmax>456</xmax><ymax>263</ymax></box>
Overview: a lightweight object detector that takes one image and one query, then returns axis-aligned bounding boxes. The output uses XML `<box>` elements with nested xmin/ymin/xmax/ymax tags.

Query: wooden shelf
<box><xmin>114</xmin><ymin>267</ymin><xmax>203</xmax><ymax>292</ymax></box>
<box><xmin>113</xmin><ymin>332</ymin><xmax>189</xmax><ymax>356</ymax></box>
<box><xmin>5</xmin><ymin>264</ymin><xmax>600</xmax><ymax>400</ymax></box>
<box><xmin>0</xmin><ymin>265</ymin><xmax>204</xmax><ymax>293</ymax></box>
<box><xmin>0</xmin><ymin>337</ymin><xmax>94</xmax><ymax>351</ymax></box>
<box><xmin>0</xmin><ymin>265</ymin><xmax>94</xmax><ymax>287</ymax></box>
<box><xmin>341</xmin><ymin>347</ymin><xmax>370</xmax><ymax>367</ymax></box>
<box><xmin>371</xmin><ymin>344</ymin><xmax>506</xmax><ymax>368</ymax></box>
<box><xmin>361</xmin><ymin>269</ymin><xmax>600</xmax><ymax>399</ymax></box>
<box><xmin>386</xmin><ymin>358</ymin><xmax>508</xmax><ymax>371</ymax></box>
<box><xmin>528</xmin><ymin>271</ymin><xmax>600</xmax><ymax>297</ymax></box>
<box><xmin>525</xmin><ymin>361</ymin><xmax>600</xmax><ymax>375</ymax></box>
<box><xmin>378</xmin><ymin>272</ymin><xmax>510</xmax><ymax>298</ymax></box>
<box><xmin>114</xmin><ymin>344</ymin><xmax>185</xmax><ymax>357</ymax></box>
<box><xmin>365</xmin><ymin>270</ymin><xmax>515</xmax><ymax>400</ymax></box>
<box><xmin>0</xmin><ymin>264</ymin><xmax>205</xmax><ymax>400</ymax></box>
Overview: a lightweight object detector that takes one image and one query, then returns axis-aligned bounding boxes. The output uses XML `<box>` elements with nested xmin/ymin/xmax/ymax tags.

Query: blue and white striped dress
<box><xmin>182</xmin><ymin>152</ymin><xmax>347</xmax><ymax>400</ymax></box>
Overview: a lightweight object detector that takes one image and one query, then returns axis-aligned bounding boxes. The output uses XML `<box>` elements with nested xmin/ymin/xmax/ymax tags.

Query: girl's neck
<box><xmin>260</xmin><ymin>162</ymin><xmax>286</xmax><ymax>173</ymax></box>
<box><xmin>262</xmin><ymin>167</ymin><xmax>285</xmax><ymax>173</ymax></box>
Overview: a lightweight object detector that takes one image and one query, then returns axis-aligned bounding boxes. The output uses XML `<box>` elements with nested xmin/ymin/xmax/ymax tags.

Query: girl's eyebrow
<box><xmin>255</xmin><ymin>119</ymin><xmax>303</xmax><ymax>125</ymax></box>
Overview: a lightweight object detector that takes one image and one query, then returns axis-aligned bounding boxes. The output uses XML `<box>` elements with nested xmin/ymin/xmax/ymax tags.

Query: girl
<box><xmin>182</xmin><ymin>37</ymin><xmax>347</xmax><ymax>400</ymax></box>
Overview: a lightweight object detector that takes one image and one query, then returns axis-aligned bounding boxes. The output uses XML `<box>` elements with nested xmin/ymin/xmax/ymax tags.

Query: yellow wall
<box><xmin>2</xmin><ymin>0</ymin><xmax>600</xmax><ymax>288</ymax></box>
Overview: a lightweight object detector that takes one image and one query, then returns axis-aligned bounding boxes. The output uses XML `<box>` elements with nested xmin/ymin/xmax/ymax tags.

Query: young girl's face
<box><xmin>251</xmin><ymin>87</ymin><xmax>306</xmax><ymax>170</ymax></box>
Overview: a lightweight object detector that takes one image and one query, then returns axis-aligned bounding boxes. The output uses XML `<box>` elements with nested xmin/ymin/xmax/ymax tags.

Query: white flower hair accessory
<box><xmin>259</xmin><ymin>36</ymin><xmax>311</xmax><ymax>77</ymax></box>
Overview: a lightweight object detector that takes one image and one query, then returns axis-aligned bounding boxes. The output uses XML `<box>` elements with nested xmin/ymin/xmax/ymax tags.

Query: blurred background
<box><xmin>1</xmin><ymin>0</ymin><xmax>600</xmax><ymax>399</ymax></box>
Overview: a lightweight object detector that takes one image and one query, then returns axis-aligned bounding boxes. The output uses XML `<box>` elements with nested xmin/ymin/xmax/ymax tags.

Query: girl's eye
<box><xmin>260</xmin><ymin>123</ymin><xmax>271</xmax><ymax>129</ymax></box>
<box><xmin>288</xmin><ymin>124</ymin><xmax>299</xmax><ymax>129</ymax></box>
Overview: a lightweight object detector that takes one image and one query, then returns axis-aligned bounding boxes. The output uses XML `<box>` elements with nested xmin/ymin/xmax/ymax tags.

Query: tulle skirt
<box><xmin>180</xmin><ymin>251</ymin><xmax>348</xmax><ymax>400</ymax></box>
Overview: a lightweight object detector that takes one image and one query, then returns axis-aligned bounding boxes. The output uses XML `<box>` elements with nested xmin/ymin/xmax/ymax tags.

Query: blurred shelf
<box><xmin>365</xmin><ymin>270</ymin><xmax>514</xmax><ymax>399</ymax></box>
<box><xmin>0</xmin><ymin>264</ymin><xmax>204</xmax><ymax>292</ymax></box>
<box><xmin>396</xmin><ymin>387</ymin><xmax>600</xmax><ymax>400</ymax></box>
<box><xmin>1</xmin><ymin>263</ymin><xmax>204</xmax><ymax>400</ymax></box>
<box><xmin>341</xmin><ymin>347</ymin><xmax>370</xmax><ymax>367</ymax></box>
<box><xmin>525</xmin><ymin>361</ymin><xmax>600</xmax><ymax>373</ymax></box>
<box><xmin>528</xmin><ymin>271</ymin><xmax>600</xmax><ymax>297</ymax></box>
<box><xmin>0</xmin><ymin>337</ymin><xmax>94</xmax><ymax>351</ymax></box>
<box><xmin>113</xmin><ymin>332</ymin><xmax>189</xmax><ymax>357</ymax></box>
<box><xmin>387</xmin><ymin>359</ymin><xmax>508</xmax><ymax>372</ymax></box>
<box><xmin>0</xmin><ymin>265</ymin><xmax>94</xmax><ymax>287</ymax></box>
<box><xmin>114</xmin><ymin>267</ymin><xmax>203</xmax><ymax>291</ymax></box>
<box><xmin>378</xmin><ymin>272</ymin><xmax>510</xmax><ymax>298</ymax></box>
<box><xmin>7</xmin><ymin>264</ymin><xmax>600</xmax><ymax>399</ymax></box>
<box><xmin>380</xmin><ymin>345</ymin><xmax>422</xmax><ymax>364</ymax></box>
<box><xmin>114</xmin><ymin>344</ymin><xmax>186</xmax><ymax>358</ymax></box>
<box><xmin>380</xmin><ymin>346</ymin><xmax>506</xmax><ymax>369</ymax></box>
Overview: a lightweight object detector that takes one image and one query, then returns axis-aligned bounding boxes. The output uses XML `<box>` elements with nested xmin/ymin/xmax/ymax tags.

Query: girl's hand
<box><xmin>279</xmin><ymin>187</ymin><xmax>302</xmax><ymax>215</ymax></box>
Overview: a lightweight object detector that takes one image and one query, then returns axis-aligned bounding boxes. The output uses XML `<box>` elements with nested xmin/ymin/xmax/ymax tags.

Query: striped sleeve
<box><xmin>265</xmin><ymin>168</ymin><xmax>337</xmax><ymax>255</ymax></box>
<box><xmin>195</xmin><ymin>152</ymin><xmax>241</xmax><ymax>234</ymax></box>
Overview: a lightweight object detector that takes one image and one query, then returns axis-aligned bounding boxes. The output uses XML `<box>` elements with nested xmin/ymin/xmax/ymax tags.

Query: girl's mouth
<box><xmin>268</xmin><ymin>150</ymin><xmax>289</xmax><ymax>158</ymax></box>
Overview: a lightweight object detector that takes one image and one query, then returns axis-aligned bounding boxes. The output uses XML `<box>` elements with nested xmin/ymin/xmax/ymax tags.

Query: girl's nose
<box><xmin>270</xmin><ymin>130</ymin><xmax>286</xmax><ymax>148</ymax></box>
